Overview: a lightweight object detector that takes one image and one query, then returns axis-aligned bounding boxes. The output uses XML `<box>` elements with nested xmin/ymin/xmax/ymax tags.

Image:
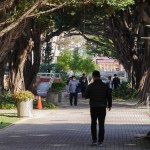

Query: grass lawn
<box><xmin>0</xmin><ymin>113</ymin><xmax>20</xmax><ymax>129</ymax></box>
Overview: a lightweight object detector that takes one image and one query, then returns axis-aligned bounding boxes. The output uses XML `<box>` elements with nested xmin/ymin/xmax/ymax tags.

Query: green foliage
<box><xmin>57</xmin><ymin>50</ymin><xmax>72</xmax><ymax>71</ymax></box>
<box><xmin>69</xmin><ymin>49</ymin><xmax>82</xmax><ymax>73</ymax></box>
<box><xmin>42</xmin><ymin>101</ymin><xmax>57</xmax><ymax>109</ymax></box>
<box><xmin>0</xmin><ymin>91</ymin><xmax>17</xmax><ymax>109</ymax></box>
<box><xmin>39</xmin><ymin>63</ymin><xmax>50</xmax><ymax>72</ymax></box>
<box><xmin>39</xmin><ymin>63</ymin><xmax>61</xmax><ymax>72</ymax></box>
<box><xmin>106</xmin><ymin>0</ymin><xmax>135</xmax><ymax>9</ymax></box>
<box><xmin>57</xmin><ymin>49</ymin><xmax>96</xmax><ymax>75</ymax></box>
<box><xmin>0</xmin><ymin>113</ymin><xmax>19</xmax><ymax>129</ymax></box>
<box><xmin>11</xmin><ymin>0</ymin><xmax>37</xmax><ymax>19</ymax></box>
<box><xmin>86</xmin><ymin>35</ymin><xmax>114</xmax><ymax>57</ymax></box>
<box><xmin>51</xmin><ymin>82</ymin><xmax>66</xmax><ymax>89</ymax></box>
<box><xmin>60</xmin><ymin>72</ymin><xmax>68</xmax><ymax>81</ymax></box>
<box><xmin>33</xmin><ymin>99</ymin><xmax>57</xmax><ymax>109</ymax></box>
<box><xmin>81</xmin><ymin>57</ymin><xmax>97</xmax><ymax>75</ymax></box>
<box><xmin>49</xmin><ymin>82</ymin><xmax>66</xmax><ymax>92</ymax></box>
<box><xmin>112</xmin><ymin>82</ymin><xmax>138</xmax><ymax>100</ymax></box>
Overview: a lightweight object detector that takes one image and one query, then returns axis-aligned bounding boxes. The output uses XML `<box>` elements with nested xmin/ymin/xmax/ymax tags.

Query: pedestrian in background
<box><xmin>108</xmin><ymin>76</ymin><xmax>113</xmax><ymax>92</ymax></box>
<box><xmin>67</xmin><ymin>76</ymin><xmax>79</xmax><ymax>106</ymax></box>
<box><xmin>66</xmin><ymin>76</ymin><xmax>72</xmax><ymax>86</ymax></box>
<box><xmin>112</xmin><ymin>74</ymin><xmax>120</xmax><ymax>89</ymax></box>
<box><xmin>79</xmin><ymin>73</ymin><xmax>88</xmax><ymax>98</ymax></box>
<box><xmin>84</xmin><ymin>70</ymin><xmax>112</xmax><ymax>147</ymax></box>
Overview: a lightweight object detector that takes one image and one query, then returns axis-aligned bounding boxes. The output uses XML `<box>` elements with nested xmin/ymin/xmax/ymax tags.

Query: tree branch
<box><xmin>0</xmin><ymin>0</ymin><xmax>42</xmax><ymax>38</ymax></box>
<box><xmin>65</xmin><ymin>31</ymin><xmax>110</xmax><ymax>47</ymax></box>
<box><xmin>27</xmin><ymin>0</ymin><xmax>94</xmax><ymax>18</ymax></box>
<box><xmin>27</xmin><ymin>2</ymin><xmax>67</xmax><ymax>18</ymax></box>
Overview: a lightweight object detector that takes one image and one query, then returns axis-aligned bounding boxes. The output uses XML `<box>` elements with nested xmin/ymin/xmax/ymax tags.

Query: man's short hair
<box><xmin>114</xmin><ymin>74</ymin><xmax>117</xmax><ymax>77</ymax></box>
<box><xmin>92</xmin><ymin>70</ymin><xmax>100</xmax><ymax>78</ymax></box>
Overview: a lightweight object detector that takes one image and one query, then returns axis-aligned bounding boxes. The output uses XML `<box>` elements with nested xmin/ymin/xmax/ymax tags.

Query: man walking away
<box><xmin>68</xmin><ymin>76</ymin><xmax>79</xmax><ymax>106</ymax></box>
<box><xmin>84</xmin><ymin>70</ymin><xmax>112</xmax><ymax>147</ymax></box>
<box><xmin>112</xmin><ymin>74</ymin><xmax>120</xmax><ymax>89</ymax></box>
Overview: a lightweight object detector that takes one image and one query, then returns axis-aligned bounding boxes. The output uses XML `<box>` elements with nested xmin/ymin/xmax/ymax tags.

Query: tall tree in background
<box><xmin>81</xmin><ymin>58</ymin><xmax>96</xmax><ymax>75</ymax></box>
<box><xmin>57</xmin><ymin>49</ymin><xmax>96</xmax><ymax>75</ymax></box>
<box><xmin>70</xmin><ymin>49</ymin><xmax>82</xmax><ymax>74</ymax></box>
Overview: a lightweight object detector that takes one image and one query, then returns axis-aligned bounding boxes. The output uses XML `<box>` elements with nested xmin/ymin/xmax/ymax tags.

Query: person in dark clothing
<box><xmin>84</xmin><ymin>70</ymin><xmax>112</xmax><ymax>147</ymax></box>
<box><xmin>112</xmin><ymin>74</ymin><xmax>120</xmax><ymax>89</ymax></box>
<box><xmin>79</xmin><ymin>73</ymin><xmax>88</xmax><ymax>98</ymax></box>
<box><xmin>66</xmin><ymin>77</ymin><xmax>72</xmax><ymax>85</ymax></box>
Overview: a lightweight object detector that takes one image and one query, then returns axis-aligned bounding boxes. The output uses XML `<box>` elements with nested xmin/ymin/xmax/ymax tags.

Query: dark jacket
<box><xmin>112</xmin><ymin>77</ymin><xmax>120</xmax><ymax>89</ymax></box>
<box><xmin>79</xmin><ymin>76</ymin><xmax>88</xmax><ymax>89</ymax></box>
<box><xmin>84</xmin><ymin>79</ymin><xmax>112</xmax><ymax>108</ymax></box>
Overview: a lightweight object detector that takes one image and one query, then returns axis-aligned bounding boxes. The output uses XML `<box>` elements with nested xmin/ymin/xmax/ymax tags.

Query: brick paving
<box><xmin>0</xmin><ymin>98</ymin><xmax>150</xmax><ymax>150</ymax></box>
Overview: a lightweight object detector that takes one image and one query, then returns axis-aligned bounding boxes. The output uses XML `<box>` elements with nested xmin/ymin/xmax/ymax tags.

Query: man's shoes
<box><xmin>92</xmin><ymin>140</ymin><xmax>97</xmax><ymax>146</ymax></box>
<box><xmin>97</xmin><ymin>141</ymin><xmax>103</xmax><ymax>147</ymax></box>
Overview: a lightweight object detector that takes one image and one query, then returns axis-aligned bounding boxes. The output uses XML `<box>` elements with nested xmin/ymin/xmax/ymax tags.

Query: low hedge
<box><xmin>49</xmin><ymin>82</ymin><xmax>66</xmax><ymax>93</ymax></box>
<box><xmin>0</xmin><ymin>91</ymin><xmax>17</xmax><ymax>109</ymax></box>
<box><xmin>112</xmin><ymin>82</ymin><xmax>138</xmax><ymax>100</ymax></box>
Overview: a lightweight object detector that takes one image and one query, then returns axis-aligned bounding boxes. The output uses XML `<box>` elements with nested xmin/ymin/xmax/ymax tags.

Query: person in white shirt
<box><xmin>68</xmin><ymin>76</ymin><xmax>79</xmax><ymax>106</ymax></box>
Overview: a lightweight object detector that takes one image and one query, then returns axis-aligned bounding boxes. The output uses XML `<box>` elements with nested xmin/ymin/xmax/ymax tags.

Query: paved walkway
<box><xmin>0</xmin><ymin>98</ymin><xmax>150</xmax><ymax>150</ymax></box>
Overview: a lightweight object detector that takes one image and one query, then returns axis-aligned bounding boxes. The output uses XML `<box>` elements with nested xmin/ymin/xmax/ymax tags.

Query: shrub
<box><xmin>43</xmin><ymin>101</ymin><xmax>57</xmax><ymax>109</ymax></box>
<box><xmin>51</xmin><ymin>82</ymin><xmax>66</xmax><ymax>89</ymax></box>
<box><xmin>60</xmin><ymin>72</ymin><xmax>68</xmax><ymax>81</ymax></box>
<box><xmin>0</xmin><ymin>91</ymin><xmax>17</xmax><ymax>109</ymax></box>
<box><xmin>112</xmin><ymin>82</ymin><xmax>138</xmax><ymax>100</ymax></box>
<box><xmin>49</xmin><ymin>82</ymin><xmax>66</xmax><ymax>93</ymax></box>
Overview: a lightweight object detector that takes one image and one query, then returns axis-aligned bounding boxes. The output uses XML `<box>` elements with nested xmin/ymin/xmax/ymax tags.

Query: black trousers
<box><xmin>81</xmin><ymin>87</ymin><xmax>86</xmax><ymax>98</ymax></box>
<box><xmin>70</xmin><ymin>93</ymin><xmax>78</xmax><ymax>106</ymax></box>
<box><xmin>90</xmin><ymin>107</ymin><xmax>106</xmax><ymax>142</ymax></box>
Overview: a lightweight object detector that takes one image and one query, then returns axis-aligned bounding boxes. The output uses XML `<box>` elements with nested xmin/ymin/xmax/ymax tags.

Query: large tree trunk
<box><xmin>24</xmin><ymin>22</ymin><xmax>41</xmax><ymax>93</ymax></box>
<box><xmin>109</xmin><ymin>1</ymin><xmax>150</xmax><ymax>103</ymax></box>
<box><xmin>138</xmin><ymin>68</ymin><xmax>150</xmax><ymax>104</ymax></box>
<box><xmin>0</xmin><ymin>62</ymin><xmax>5</xmax><ymax>91</ymax></box>
<box><xmin>138</xmin><ymin>37</ymin><xmax>150</xmax><ymax>104</ymax></box>
<box><xmin>9</xmin><ymin>33</ymin><xmax>34</xmax><ymax>92</ymax></box>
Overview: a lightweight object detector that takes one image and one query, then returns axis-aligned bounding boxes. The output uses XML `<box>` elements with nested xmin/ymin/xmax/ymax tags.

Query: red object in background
<box><xmin>54</xmin><ymin>78</ymin><xmax>61</xmax><ymax>82</ymax></box>
<box><xmin>40</xmin><ymin>78</ymin><xmax>51</xmax><ymax>82</ymax></box>
<box><xmin>37</xmin><ymin>96</ymin><xmax>42</xmax><ymax>109</ymax></box>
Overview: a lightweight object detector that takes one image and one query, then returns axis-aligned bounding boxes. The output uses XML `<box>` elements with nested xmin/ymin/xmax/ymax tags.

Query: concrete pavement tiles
<box><xmin>0</xmin><ymin>99</ymin><xmax>150</xmax><ymax>150</ymax></box>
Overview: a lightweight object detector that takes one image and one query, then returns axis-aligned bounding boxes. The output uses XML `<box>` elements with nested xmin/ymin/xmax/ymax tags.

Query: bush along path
<box><xmin>112</xmin><ymin>82</ymin><xmax>138</xmax><ymax>100</ymax></box>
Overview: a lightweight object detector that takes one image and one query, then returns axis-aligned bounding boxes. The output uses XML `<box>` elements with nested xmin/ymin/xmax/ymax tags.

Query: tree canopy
<box><xmin>57</xmin><ymin>49</ymin><xmax>96</xmax><ymax>74</ymax></box>
<box><xmin>0</xmin><ymin>0</ymin><xmax>149</xmax><ymax>103</ymax></box>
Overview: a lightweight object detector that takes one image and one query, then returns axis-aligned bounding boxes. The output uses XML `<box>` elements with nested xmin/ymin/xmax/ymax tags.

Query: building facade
<box><xmin>94</xmin><ymin>56</ymin><xmax>124</xmax><ymax>71</ymax></box>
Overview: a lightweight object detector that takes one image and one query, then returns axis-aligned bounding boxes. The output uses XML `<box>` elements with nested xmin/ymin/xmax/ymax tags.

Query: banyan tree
<box><xmin>0</xmin><ymin>0</ymin><xmax>149</xmax><ymax>104</ymax></box>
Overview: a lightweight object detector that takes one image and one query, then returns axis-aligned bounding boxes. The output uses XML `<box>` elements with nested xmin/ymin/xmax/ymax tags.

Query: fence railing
<box><xmin>37</xmin><ymin>72</ymin><xmax>60</xmax><ymax>78</ymax></box>
<box><xmin>37</xmin><ymin>72</ymin><xmax>61</xmax><ymax>86</ymax></box>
